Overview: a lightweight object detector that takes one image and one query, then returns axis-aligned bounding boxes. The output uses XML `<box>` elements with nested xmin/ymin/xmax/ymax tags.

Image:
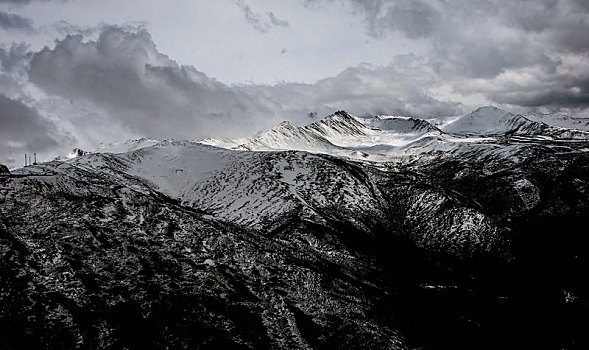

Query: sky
<box><xmin>1</xmin><ymin>0</ymin><xmax>588</xmax><ymax>168</ymax></box>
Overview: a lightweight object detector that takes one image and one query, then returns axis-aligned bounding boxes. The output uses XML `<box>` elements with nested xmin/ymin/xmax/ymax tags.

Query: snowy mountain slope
<box><xmin>94</xmin><ymin>137</ymin><xmax>160</xmax><ymax>154</ymax></box>
<box><xmin>65</xmin><ymin>143</ymin><xmax>407</xmax><ymax>241</ymax></box>
<box><xmin>119</xmin><ymin>140</ymin><xmax>238</xmax><ymax>200</ymax></box>
<box><xmin>441</xmin><ymin>106</ymin><xmax>527</xmax><ymax>135</ymax></box>
<box><xmin>3</xmin><ymin>106</ymin><xmax>589</xmax><ymax>349</ymax></box>
<box><xmin>442</xmin><ymin>106</ymin><xmax>589</xmax><ymax>140</ymax></box>
<box><xmin>361</xmin><ymin>115</ymin><xmax>440</xmax><ymax>134</ymax></box>
<box><xmin>33</xmin><ymin>138</ymin><xmax>514</xmax><ymax>256</ymax></box>
<box><xmin>0</xmin><ymin>162</ymin><xmax>407</xmax><ymax>349</ymax></box>
<box><xmin>246</xmin><ymin>120</ymin><xmax>340</xmax><ymax>152</ymax></box>
<box><xmin>525</xmin><ymin>112</ymin><xmax>589</xmax><ymax>131</ymax></box>
<box><xmin>54</xmin><ymin>137</ymin><xmax>160</xmax><ymax>161</ymax></box>
<box><xmin>198</xmin><ymin>108</ymin><xmax>588</xmax><ymax>162</ymax></box>
<box><xmin>197</xmin><ymin>137</ymin><xmax>251</xmax><ymax>150</ymax></box>
<box><xmin>3</xmin><ymin>131</ymin><xmax>589</xmax><ymax>349</ymax></box>
<box><xmin>198</xmin><ymin>111</ymin><xmax>445</xmax><ymax>159</ymax></box>
<box><xmin>184</xmin><ymin>151</ymin><xmax>387</xmax><ymax>232</ymax></box>
<box><xmin>305</xmin><ymin>110</ymin><xmax>375</xmax><ymax>141</ymax></box>
<box><xmin>316</xmin><ymin>112</ymin><xmax>443</xmax><ymax>151</ymax></box>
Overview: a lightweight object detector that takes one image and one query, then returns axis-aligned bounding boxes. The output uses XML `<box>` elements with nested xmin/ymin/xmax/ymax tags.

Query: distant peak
<box><xmin>322</xmin><ymin>111</ymin><xmax>363</xmax><ymax>125</ymax></box>
<box><xmin>476</xmin><ymin>106</ymin><xmax>502</xmax><ymax>111</ymax></box>
<box><xmin>328</xmin><ymin>110</ymin><xmax>357</xmax><ymax>121</ymax></box>
<box><xmin>442</xmin><ymin>106</ymin><xmax>529</xmax><ymax>135</ymax></box>
<box><xmin>471</xmin><ymin>106</ymin><xmax>511</xmax><ymax>115</ymax></box>
<box><xmin>333</xmin><ymin>110</ymin><xmax>351</xmax><ymax>117</ymax></box>
<box><xmin>277</xmin><ymin>120</ymin><xmax>298</xmax><ymax>127</ymax></box>
<box><xmin>272</xmin><ymin>120</ymin><xmax>300</xmax><ymax>131</ymax></box>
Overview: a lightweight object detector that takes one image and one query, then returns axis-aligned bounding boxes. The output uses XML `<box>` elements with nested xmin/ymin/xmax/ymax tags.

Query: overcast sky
<box><xmin>1</xmin><ymin>0</ymin><xmax>588</xmax><ymax>167</ymax></box>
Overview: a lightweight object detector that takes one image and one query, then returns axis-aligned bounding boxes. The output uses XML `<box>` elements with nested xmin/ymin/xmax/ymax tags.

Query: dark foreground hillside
<box><xmin>1</xmin><ymin>139</ymin><xmax>589</xmax><ymax>349</ymax></box>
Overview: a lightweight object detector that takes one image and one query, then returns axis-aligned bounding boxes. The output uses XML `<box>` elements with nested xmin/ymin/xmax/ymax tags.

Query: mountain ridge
<box><xmin>3</xmin><ymin>106</ymin><xmax>589</xmax><ymax>349</ymax></box>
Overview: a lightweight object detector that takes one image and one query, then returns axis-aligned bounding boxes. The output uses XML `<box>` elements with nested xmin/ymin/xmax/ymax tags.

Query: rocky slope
<box><xmin>0</xmin><ymin>163</ymin><xmax>9</xmax><ymax>174</ymax></box>
<box><xmin>1</xmin><ymin>107</ymin><xmax>589</xmax><ymax>349</ymax></box>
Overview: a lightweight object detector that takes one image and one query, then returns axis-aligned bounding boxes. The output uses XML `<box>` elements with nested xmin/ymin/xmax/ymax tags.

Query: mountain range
<box><xmin>1</xmin><ymin>106</ymin><xmax>588</xmax><ymax>349</ymax></box>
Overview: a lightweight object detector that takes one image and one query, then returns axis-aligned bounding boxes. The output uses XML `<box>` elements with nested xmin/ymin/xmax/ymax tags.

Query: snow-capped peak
<box><xmin>441</xmin><ymin>106</ymin><xmax>530</xmax><ymax>135</ymax></box>
<box><xmin>441</xmin><ymin>106</ymin><xmax>589</xmax><ymax>139</ymax></box>
<box><xmin>306</xmin><ymin>111</ymin><xmax>375</xmax><ymax>140</ymax></box>
<box><xmin>253</xmin><ymin>119</ymin><xmax>336</xmax><ymax>152</ymax></box>
<box><xmin>525</xmin><ymin>112</ymin><xmax>589</xmax><ymax>132</ymax></box>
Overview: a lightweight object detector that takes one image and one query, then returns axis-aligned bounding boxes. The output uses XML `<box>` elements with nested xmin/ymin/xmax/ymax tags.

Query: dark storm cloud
<box><xmin>0</xmin><ymin>94</ymin><xmax>72</xmax><ymax>167</ymax></box>
<box><xmin>303</xmin><ymin>0</ymin><xmax>589</xmax><ymax>112</ymax></box>
<box><xmin>0</xmin><ymin>42</ymin><xmax>30</xmax><ymax>72</ymax></box>
<box><xmin>0</xmin><ymin>42</ymin><xmax>31</xmax><ymax>98</ymax></box>
<box><xmin>495</xmin><ymin>90</ymin><xmax>589</xmax><ymax>108</ymax></box>
<box><xmin>488</xmin><ymin>77</ymin><xmax>589</xmax><ymax>108</ymax></box>
<box><xmin>0</xmin><ymin>11</ymin><xmax>33</xmax><ymax>31</ymax></box>
<box><xmin>28</xmin><ymin>27</ymin><xmax>280</xmax><ymax>139</ymax></box>
<box><xmin>329</xmin><ymin>0</ymin><xmax>579</xmax><ymax>76</ymax></box>
<box><xmin>305</xmin><ymin>0</ymin><xmax>441</xmax><ymax>38</ymax></box>
<box><xmin>329</xmin><ymin>0</ymin><xmax>589</xmax><ymax>49</ymax></box>
<box><xmin>350</xmin><ymin>0</ymin><xmax>439</xmax><ymax>39</ymax></box>
<box><xmin>432</xmin><ymin>38</ymin><xmax>560</xmax><ymax>79</ymax></box>
<box><xmin>303</xmin><ymin>0</ymin><xmax>440</xmax><ymax>39</ymax></box>
<box><xmin>572</xmin><ymin>0</ymin><xmax>589</xmax><ymax>11</ymax></box>
<box><xmin>233</xmin><ymin>0</ymin><xmax>289</xmax><ymax>33</ymax></box>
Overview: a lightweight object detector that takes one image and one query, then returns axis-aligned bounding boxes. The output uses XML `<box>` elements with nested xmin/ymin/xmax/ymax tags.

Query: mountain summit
<box><xmin>441</xmin><ymin>106</ymin><xmax>589</xmax><ymax>139</ymax></box>
<box><xmin>201</xmin><ymin>108</ymin><xmax>589</xmax><ymax>160</ymax></box>
<box><xmin>442</xmin><ymin>106</ymin><xmax>525</xmax><ymax>135</ymax></box>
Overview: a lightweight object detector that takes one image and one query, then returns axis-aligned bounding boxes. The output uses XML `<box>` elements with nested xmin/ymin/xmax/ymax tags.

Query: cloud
<box><xmin>446</xmin><ymin>51</ymin><xmax>589</xmax><ymax>115</ymax></box>
<box><xmin>28</xmin><ymin>27</ymin><xmax>280</xmax><ymax>139</ymax></box>
<box><xmin>0</xmin><ymin>42</ymin><xmax>32</xmax><ymax>100</ymax></box>
<box><xmin>330</xmin><ymin>0</ymin><xmax>580</xmax><ymax>78</ymax></box>
<box><xmin>267</xmin><ymin>12</ymin><xmax>289</xmax><ymax>28</ymax></box>
<box><xmin>24</xmin><ymin>26</ymin><xmax>466</xmax><ymax>148</ymax></box>
<box><xmin>0</xmin><ymin>42</ymin><xmax>29</xmax><ymax>72</ymax></box>
<box><xmin>573</xmin><ymin>0</ymin><xmax>589</xmax><ymax>11</ymax></box>
<box><xmin>302</xmin><ymin>0</ymin><xmax>589</xmax><ymax>113</ymax></box>
<box><xmin>239</xmin><ymin>55</ymin><xmax>464</xmax><ymax>120</ymax></box>
<box><xmin>0</xmin><ymin>0</ymin><xmax>33</xmax><ymax>3</ymax></box>
<box><xmin>493</xmin><ymin>89</ymin><xmax>589</xmax><ymax>108</ymax></box>
<box><xmin>7</xmin><ymin>8</ymin><xmax>587</xmax><ymax>160</ymax></box>
<box><xmin>0</xmin><ymin>93</ymin><xmax>73</xmax><ymax>167</ymax></box>
<box><xmin>0</xmin><ymin>0</ymin><xmax>65</xmax><ymax>4</ymax></box>
<box><xmin>486</xmin><ymin>74</ymin><xmax>589</xmax><ymax>109</ymax></box>
<box><xmin>0</xmin><ymin>11</ymin><xmax>33</xmax><ymax>32</ymax></box>
<box><xmin>344</xmin><ymin>0</ymin><xmax>439</xmax><ymax>39</ymax></box>
<box><xmin>233</xmin><ymin>0</ymin><xmax>289</xmax><ymax>33</ymax></box>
